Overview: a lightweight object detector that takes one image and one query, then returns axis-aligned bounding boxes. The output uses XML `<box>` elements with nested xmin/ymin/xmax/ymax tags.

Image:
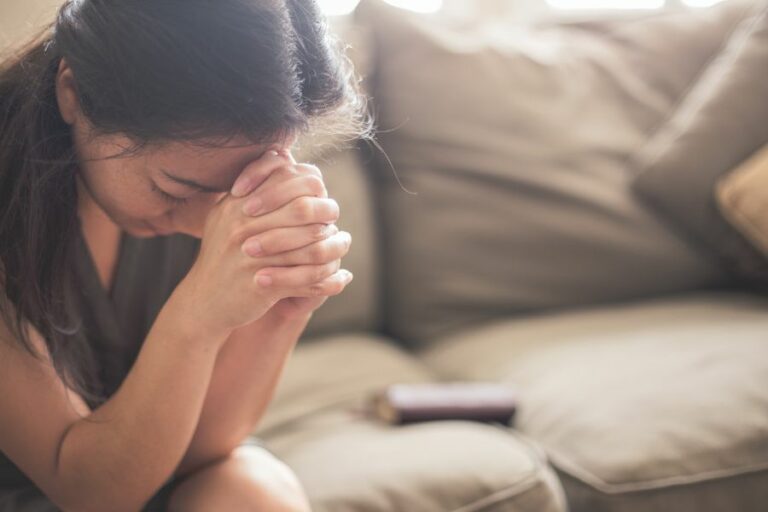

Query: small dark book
<box><xmin>370</xmin><ymin>382</ymin><xmax>517</xmax><ymax>426</ymax></box>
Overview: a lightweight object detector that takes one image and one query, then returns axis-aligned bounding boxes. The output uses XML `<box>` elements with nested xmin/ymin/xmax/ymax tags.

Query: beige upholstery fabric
<box><xmin>717</xmin><ymin>143</ymin><xmax>768</xmax><ymax>256</ymax></box>
<box><xmin>254</xmin><ymin>333</ymin><xmax>567</xmax><ymax>512</ymax></box>
<box><xmin>356</xmin><ymin>0</ymin><xmax>749</xmax><ymax>346</ymax></box>
<box><xmin>265</xmin><ymin>411</ymin><xmax>566</xmax><ymax>512</ymax></box>
<box><xmin>255</xmin><ymin>334</ymin><xmax>433</xmax><ymax>435</ymax></box>
<box><xmin>631</xmin><ymin>3</ymin><xmax>768</xmax><ymax>284</ymax></box>
<box><xmin>298</xmin><ymin>148</ymin><xmax>383</xmax><ymax>339</ymax></box>
<box><xmin>421</xmin><ymin>292</ymin><xmax>768</xmax><ymax>512</ymax></box>
<box><xmin>292</xmin><ymin>16</ymin><xmax>382</xmax><ymax>339</ymax></box>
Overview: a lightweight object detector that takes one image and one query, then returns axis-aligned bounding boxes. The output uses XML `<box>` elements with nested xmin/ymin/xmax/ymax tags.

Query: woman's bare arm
<box><xmin>173</xmin><ymin>150</ymin><xmax>351</xmax><ymax>477</ymax></box>
<box><xmin>172</xmin><ymin>311</ymin><xmax>312</xmax><ymax>478</ymax></box>
<box><xmin>0</xmin><ymin>292</ymin><xmax>229</xmax><ymax>512</ymax></box>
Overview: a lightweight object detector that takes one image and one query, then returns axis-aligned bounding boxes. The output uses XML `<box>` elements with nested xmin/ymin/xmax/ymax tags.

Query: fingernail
<box><xmin>231</xmin><ymin>178</ymin><xmax>252</xmax><ymax>197</ymax></box>
<box><xmin>243</xmin><ymin>197</ymin><xmax>263</xmax><ymax>216</ymax></box>
<box><xmin>242</xmin><ymin>239</ymin><xmax>262</xmax><ymax>256</ymax></box>
<box><xmin>342</xmin><ymin>270</ymin><xmax>354</xmax><ymax>281</ymax></box>
<box><xmin>257</xmin><ymin>274</ymin><xmax>273</xmax><ymax>287</ymax></box>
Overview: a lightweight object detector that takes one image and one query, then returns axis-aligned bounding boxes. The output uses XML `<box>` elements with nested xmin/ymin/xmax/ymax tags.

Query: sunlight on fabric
<box><xmin>546</xmin><ymin>0</ymin><xmax>664</xmax><ymax>8</ymax></box>
<box><xmin>317</xmin><ymin>0</ymin><xmax>443</xmax><ymax>15</ymax></box>
<box><xmin>681</xmin><ymin>0</ymin><xmax>727</xmax><ymax>6</ymax></box>
<box><xmin>383</xmin><ymin>0</ymin><xmax>444</xmax><ymax>12</ymax></box>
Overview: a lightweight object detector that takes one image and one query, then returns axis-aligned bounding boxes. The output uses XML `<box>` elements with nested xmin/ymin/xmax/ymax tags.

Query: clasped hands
<box><xmin>182</xmin><ymin>148</ymin><xmax>352</xmax><ymax>336</ymax></box>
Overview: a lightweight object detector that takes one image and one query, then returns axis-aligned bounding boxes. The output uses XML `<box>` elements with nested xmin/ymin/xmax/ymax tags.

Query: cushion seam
<box><xmin>451</xmin><ymin>474</ymin><xmax>545</xmax><ymax>512</ymax></box>
<box><xmin>450</xmin><ymin>428</ymin><xmax>562</xmax><ymax>512</ymax></box>
<box><xmin>627</xmin><ymin>0</ymin><xmax>762</xmax><ymax>172</ymax></box>
<box><xmin>544</xmin><ymin>447</ymin><xmax>768</xmax><ymax>494</ymax></box>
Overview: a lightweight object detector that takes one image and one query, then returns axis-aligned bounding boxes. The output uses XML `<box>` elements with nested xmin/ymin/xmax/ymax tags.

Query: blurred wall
<box><xmin>0</xmin><ymin>0</ymin><xmax>62</xmax><ymax>51</ymax></box>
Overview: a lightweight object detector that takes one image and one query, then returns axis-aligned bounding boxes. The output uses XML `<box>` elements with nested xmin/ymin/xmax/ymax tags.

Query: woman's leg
<box><xmin>165</xmin><ymin>444</ymin><xmax>312</xmax><ymax>512</ymax></box>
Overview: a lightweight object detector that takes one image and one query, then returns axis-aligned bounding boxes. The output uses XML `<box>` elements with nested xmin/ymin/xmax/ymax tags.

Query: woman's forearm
<box><xmin>172</xmin><ymin>311</ymin><xmax>312</xmax><ymax>479</ymax></box>
<box><xmin>53</xmin><ymin>295</ymin><xmax>230</xmax><ymax>512</ymax></box>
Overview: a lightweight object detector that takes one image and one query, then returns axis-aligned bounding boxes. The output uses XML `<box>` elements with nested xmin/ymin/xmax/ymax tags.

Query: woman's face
<box><xmin>73</xmin><ymin>129</ymin><xmax>279</xmax><ymax>239</ymax></box>
<box><xmin>56</xmin><ymin>58</ymin><xmax>288</xmax><ymax>239</ymax></box>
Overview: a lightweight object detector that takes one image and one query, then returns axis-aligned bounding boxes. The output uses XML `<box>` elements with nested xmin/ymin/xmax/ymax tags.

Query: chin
<box><xmin>122</xmin><ymin>221</ymin><xmax>170</xmax><ymax>238</ymax></box>
<box><xmin>125</xmin><ymin>227</ymin><xmax>159</xmax><ymax>238</ymax></box>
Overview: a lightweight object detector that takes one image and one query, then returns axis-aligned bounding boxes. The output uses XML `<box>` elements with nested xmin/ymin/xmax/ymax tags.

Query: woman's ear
<box><xmin>55</xmin><ymin>58</ymin><xmax>80</xmax><ymax>125</ymax></box>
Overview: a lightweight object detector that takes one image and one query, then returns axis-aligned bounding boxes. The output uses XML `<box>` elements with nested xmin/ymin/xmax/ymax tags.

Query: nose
<box><xmin>167</xmin><ymin>194</ymin><xmax>224</xmax><ymax>238</ymax></box>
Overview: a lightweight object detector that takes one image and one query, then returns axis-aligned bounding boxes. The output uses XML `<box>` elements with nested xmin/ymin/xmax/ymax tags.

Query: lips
<box><xmin>145</xmin><ymin>220</ymin><xmax>174</xmax><ymax>236</ymax></box>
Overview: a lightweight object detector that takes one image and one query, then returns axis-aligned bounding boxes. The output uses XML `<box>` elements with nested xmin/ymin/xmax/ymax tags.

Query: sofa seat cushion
<box><xmin>263</xmin><ymin>411</ymin><xmax>566</xmax><ymax>512</ymax></box>
<box><xmin>255</xmin><ymin>333</ymin><xmax>434</xmax><ymax>436</ymax></box>
<box><xmin>420</xmin><ymin>293</ymin><xmax>768</xmax><ymax>512</ymax></box>
<box><xmin>254</xmin><ymin>333</ymin><xmax>567</xmax><ymax>512</ymax></box>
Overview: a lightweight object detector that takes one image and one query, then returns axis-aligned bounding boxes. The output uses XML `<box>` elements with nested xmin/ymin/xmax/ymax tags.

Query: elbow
<box><xmin>174</xmin><ymin>428</ymin><xmax>250</xmax><ymax>479</ymax></box>
<box><xmin>53</xmin><ymin>462</ymin><xmax>165</xmax><ymax>512</ymax></box>
<box><xmin>54</xmin><ymin>438</ymin><xmax>160</xmax><ymax>512</ymax></box>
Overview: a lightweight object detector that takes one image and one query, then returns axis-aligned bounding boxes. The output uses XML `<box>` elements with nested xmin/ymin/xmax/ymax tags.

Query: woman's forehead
<box><xmin>146</xmin><ymin>138</ymin><xmax>279</xmax><ymax>190</ymax></box>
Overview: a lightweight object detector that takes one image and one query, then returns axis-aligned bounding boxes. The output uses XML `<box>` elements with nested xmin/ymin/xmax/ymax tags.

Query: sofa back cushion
<box><xmin>631</xmin><ymin>2</ymin><xmax>768</xmax><ymax>286</ymax></box>
<box><xmin>296</xmin><ymin>18</ymin><xmax>382</xmax><ymax>339</ymax></box>
<box><xmin>358</xmin><ymin>0</ymin><xmax>753</xmax><ymax>346</ymax></box>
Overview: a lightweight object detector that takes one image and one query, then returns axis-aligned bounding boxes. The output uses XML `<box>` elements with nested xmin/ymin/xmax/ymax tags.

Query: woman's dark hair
<box><xmin>0</xmin><ymin>0</ymin><xmax>371</xmax><ymax>409</ymax></box>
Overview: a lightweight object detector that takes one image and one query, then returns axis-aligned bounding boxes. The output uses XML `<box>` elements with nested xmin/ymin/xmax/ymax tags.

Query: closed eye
<box><xmin>151</xmin><ymin>182</ymin><xmax>190</xmax><ymax>206</ymax></box>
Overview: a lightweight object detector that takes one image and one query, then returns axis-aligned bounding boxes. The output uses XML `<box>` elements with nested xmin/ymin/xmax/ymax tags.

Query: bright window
<box><xmin>546</xmin><ymin>0</ymin><xmax>663</xmax><ymax>8</ymax></box>
<box><xmin>546</xmin><ymin>0</ymin><xmax>728</xmax><ymax>8</ymax></box>
<box><xmin>317</xmin><ymin>0</ymin><xmax>443</xmax><ymax>15</ymax></box>
<box><xmin>316</xmin><ymin>0</ymin><xmax>731</xmax><ymax>17</ymax></box>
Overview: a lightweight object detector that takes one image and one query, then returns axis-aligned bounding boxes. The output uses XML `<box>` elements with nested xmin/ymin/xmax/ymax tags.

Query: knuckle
<box><xmin>292</xmin><ymin>197</ymin><xmax>314</xmax><ymax>222</ymax></box>
<box><xmin>298</xmin><ymin>163</ymin><xmax>323</xmax><ymax>179</ymax></box>
<box><xmin>325</xmin><ymin>199</ymin><xmax>340</xmax><ymax>222</ymax></box>
<box><xmin>284</xmin><ymin>163</ymin><xmax>300</xmax><ymax>176</ymax></box>
<box><xmin>230</xmin><ymin>223</ymin><xmax>251</xmax><ymax>245</ymax></box>
<box><xmin>311</xmin><ymin>224</ymin><xmax>328</xmax><ymax>241</ymax></box>
<box><xmin>304</xmin><ymin>175</ymin><xmax>326</xmax><ymax>196</ymax></box>
<box><xmin>309</xmin><ymin>243</ymin><xmax>327</xmax><ymax>261</ymax></box>
<box><xmin>309</xmin><ymin>283</ymin><xmax>324</xmax><ymax>297</ymax></box>
<box><xmin>313</xmin><ymin>264</ymin><xmax>329</xmax><ymax>282</ymax></box>
<box><xmin>272</xmin><ymin>165</ymin><xmax>295</xmax><ymax>181</ymax></box>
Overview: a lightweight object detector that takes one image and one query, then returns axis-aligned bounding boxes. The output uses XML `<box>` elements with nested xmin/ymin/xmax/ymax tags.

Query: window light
<box><xmin>546</xmin><ymin>0</ymin><xmax>665</xmax><ymax>8</ymax></box>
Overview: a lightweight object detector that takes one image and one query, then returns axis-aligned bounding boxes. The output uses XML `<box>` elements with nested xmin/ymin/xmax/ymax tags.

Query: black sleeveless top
<box><xmin>0</xmin><ymin>230</ymin><xmax>201</xmax><ymax>490</ymax></box>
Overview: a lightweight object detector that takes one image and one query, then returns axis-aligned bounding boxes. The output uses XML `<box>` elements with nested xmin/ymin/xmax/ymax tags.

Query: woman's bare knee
<box><xmin>167</xmin><ymin>445</ymin><xmax>311</xmax><ymax>512</ymax></box>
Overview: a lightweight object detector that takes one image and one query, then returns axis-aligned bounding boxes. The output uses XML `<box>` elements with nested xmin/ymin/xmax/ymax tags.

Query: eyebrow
<box><xmin>160</xmin><ymin>169</ymin><xmax>230</xmax><ymax>193</ymax></box>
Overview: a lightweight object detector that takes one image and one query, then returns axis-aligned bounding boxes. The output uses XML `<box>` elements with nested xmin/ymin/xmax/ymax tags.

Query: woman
<box><xmin>0</xmin><ymin>0</ymin><xmax>369</xmax><ymax>510</ymax></box>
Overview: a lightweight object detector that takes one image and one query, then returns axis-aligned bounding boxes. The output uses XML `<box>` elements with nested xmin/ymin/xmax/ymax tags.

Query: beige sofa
<box><xmin>251</xmin><ymin>1</ymin><xmax>768</xmax><ymax>511</ymax></box>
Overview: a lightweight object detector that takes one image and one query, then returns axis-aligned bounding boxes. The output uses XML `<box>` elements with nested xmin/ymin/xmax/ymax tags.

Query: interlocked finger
<box><xmin>241</xmin><ymin>223</ymin><xmax>339</xmax><ymax>257</ymax></box>
<box><xmin>254</xmin><ymin>259</ymin><xmax>342</xmax><ymax>289</ymax></box>
<box><xmin>253</xmin><ymin>230</ymin><xmax>351</xmax><ymax>267</ymax></box>
<box><xmin>242</xmin><ymin>174</ymin><xmax>328</xmax><ymax>217</ymax></box>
